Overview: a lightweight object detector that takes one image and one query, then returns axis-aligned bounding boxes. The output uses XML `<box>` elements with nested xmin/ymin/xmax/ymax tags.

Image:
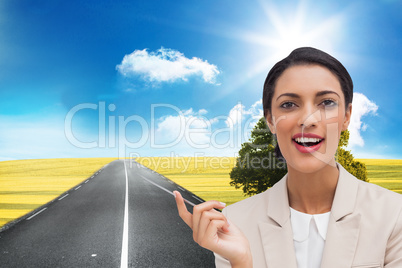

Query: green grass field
<box><xmin>1</xmin><ymin>157</ymin><xmax>401</xmax><ymax>228</ymax></box>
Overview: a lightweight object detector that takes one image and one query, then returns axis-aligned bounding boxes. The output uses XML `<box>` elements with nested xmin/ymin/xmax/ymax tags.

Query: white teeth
<box><xmin>295</xmin><ymin>137</ymin><xmax>322</xmax><ymax>143</ymax></box>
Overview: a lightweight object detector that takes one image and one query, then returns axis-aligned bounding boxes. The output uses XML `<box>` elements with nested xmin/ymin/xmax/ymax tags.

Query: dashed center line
<box><xmin>139</xmin><ymin>174</ymin><xmax>196</xmax><ymax>207</ymax></box>
<box><xmin>85</xmin><ymin>180</ymin><xmax>89</xmax><ymax>183</ymax></box>
<box><xmin>27</xmin><ymin>207</ymin><xmax>47</xmax><ymax>220</ymax></box>
<box><xmin>192</xmin><ymin>195</ymin><xmax>204</xmax><ymax>203</ymax></box>
<box><xmin>75</xmin><ymin>185</ymin><xmax>82</xmax><ymax>190</ymax></box>
<box><xmin>178</xmin><ymin>186</ymin><xmax>185</xmax><ymax>191</ymax></box>
<box><xmin>58</xmin><ymin>194</ymin><xmax>69</xmax><ymax>201</ymax></box>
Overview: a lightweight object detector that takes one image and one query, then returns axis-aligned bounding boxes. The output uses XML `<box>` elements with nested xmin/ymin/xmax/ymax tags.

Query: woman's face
<box><xmin>266</xmin><ymin>64</ymin><xmax>352</xmax><ymax>173</ymax></box>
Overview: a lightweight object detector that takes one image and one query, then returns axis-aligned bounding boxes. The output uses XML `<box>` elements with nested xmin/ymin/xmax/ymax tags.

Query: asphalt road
<box><xmin>0</xmin><ymin>160</ymin><xmax>215</xmax><ymax>267</ymax></box>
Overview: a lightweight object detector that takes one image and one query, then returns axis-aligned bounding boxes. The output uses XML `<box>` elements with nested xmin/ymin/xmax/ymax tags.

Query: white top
<box><xmin>290</xmin><ymin>207</ymin><xmax>331</xmax><ymax>268</ymax></box>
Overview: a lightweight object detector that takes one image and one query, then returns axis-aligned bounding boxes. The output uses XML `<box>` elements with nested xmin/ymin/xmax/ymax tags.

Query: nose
<box><xmin>298</xmin><ymin>106</ymin><xmax>321</xmax><ymax>128</ymax></box>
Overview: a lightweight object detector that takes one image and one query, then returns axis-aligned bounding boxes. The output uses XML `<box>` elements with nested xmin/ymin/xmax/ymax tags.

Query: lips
<box><xmin>292</xmin><ymin>133</ymin><xmax>324</xmax><ymax>153</ymax></box>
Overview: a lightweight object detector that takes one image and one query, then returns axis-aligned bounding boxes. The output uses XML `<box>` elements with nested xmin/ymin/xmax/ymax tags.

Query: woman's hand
<box><xmin>173</xmin><ymin>191</ymin><xmax>252</xmax><ymax>267</ymax></box>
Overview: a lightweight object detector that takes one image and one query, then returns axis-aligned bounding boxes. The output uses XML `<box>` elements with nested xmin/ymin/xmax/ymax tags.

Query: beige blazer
<box><xmin>215</xmin><ymin>163</ymin><xmax>402</xmax><ymax>268</ymax></box>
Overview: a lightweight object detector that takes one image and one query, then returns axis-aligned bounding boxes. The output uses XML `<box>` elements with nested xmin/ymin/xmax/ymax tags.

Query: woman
<box><xmin>174</xmin><ymin>47</ymin><xmax>402</xmax><ymax>267</ymax></box>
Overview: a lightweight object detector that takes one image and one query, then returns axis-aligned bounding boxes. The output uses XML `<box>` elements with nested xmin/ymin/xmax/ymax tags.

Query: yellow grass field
<box><xmin>135</xmin><ymin>157</ymin><xmax>402</xmax><ymax>202</ymax></box>
<box><xmin>356</xmin><ymin>159</ymin><xmax>402</xmax><ymax>194</ymax></box>
<box><xmin>135</xmin><ymin>157</ymin><xmax>248</xmax><ymax>205</ymax></box>
<box><xmin>0</xmin><ymin>158</ymin><xmax>117</xmax><ymax>228</ymax></box>
<box><xmin>1</xmin><ymin>157</ymin><xmax>401</xmax><ymax>229</ymax></box>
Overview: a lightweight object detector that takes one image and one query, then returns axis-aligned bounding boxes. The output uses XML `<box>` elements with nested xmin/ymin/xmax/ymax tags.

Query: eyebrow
<box><xmin>276</xmin><ymin>90</ymin><xmax>341</xmax><ymax>101</ymax></box>
<box><xmin>316</xmin><ymin>90</ymin><xmax>341</xmax><ymax>98</ymax></box>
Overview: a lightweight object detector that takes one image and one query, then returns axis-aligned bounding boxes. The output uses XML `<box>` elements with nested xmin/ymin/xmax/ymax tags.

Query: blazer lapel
<box><xmin>258</xmin><ymin>175</ymin><xmax>298</xmax><ymax>268</ymax></box>
<box><xmin>320</xmin><ymin>163</ymin><xmax>361</xmax><ymax>268</ymax></box>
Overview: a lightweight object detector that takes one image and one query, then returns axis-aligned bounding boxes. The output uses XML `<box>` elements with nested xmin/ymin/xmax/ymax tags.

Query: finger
<box><xmin>192</xmin><ymin>200</ymin><xmax>226</xmax><ymax>243</ymax></box>
<box><xmin>174</xmin><ymin>191</ymin><xmax>193</xmax><ymax>228</ymax></box>
<box><xmin>196</xmin><ymin>210</ymin><xmax>228</xmax><ymax>244</ymax></box>
<box><xmin>199</xmin><ymin>219</ymin><xmax>228</xmax><ymax>252</ymax></box>
<box><xmin>222</xmin><ymin>219</ymin><xmax>230</xmax><ymax>233</ymax></box>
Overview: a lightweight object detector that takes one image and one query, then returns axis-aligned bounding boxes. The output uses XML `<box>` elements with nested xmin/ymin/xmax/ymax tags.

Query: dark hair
<box><xmin>262</xmin><ymin>47</ymin><xmax>354</xmax><ymax>160</ymax></box>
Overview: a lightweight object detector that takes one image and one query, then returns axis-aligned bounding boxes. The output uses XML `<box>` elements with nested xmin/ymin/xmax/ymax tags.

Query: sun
<box><xmin>209</xmin><ymin>0</ymin><xmax>346</xmax><ymax>104</ymax></box>
<box><xmin>233</xmin><ymin>0</ymin><xmax>345</xmax><ymax>80</ymax></box>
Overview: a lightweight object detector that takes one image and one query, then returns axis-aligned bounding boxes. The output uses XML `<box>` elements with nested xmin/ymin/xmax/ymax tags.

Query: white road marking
<box><xmin>92</xmin><ymin>254</ymin><xmax>97</xmax><ymax>257</ymax></box>
<box><xmin>85</xmin><ymin>180</ymin><xmax>89</xmax><ymax>183</ymax></box>
<box><xmin>178</xmin><ymin>186</ymin><xmax>185</xmax><ymax>191</ymax></box>
<box><xmin>168</xmin><ymin>181</ymin><xmax>174</xmax><ymax>184</ymax></box>
<box><xmin>139</xmin><ymin>174</ymin><xmax>196</xmax><ymax>207</ymax></box>
<box><xmin>75</xmin><ymin>185</ymin><xmax>82</xmax><ymax>190</ymax></box>
<box><xmin>27</xmin><ymin>207</ymin><xmax>47</xmax><ymax>220</ymax></box>
<box><xmin>120</xmin><ymin>160</ymin><xmax>129</xmax><ymax>268</ymax></box>
<box><xmin>58</xmin><ymin>194</ymin><xmax>69</xmax><ymax>201</ymax></box>
<box><xmin>192</xmin><ymin>195</ymin><xmax>204</xmax><ymax>203</ymax></box>
<box><xmin>91</xmin><ymin>176</ymin><xmax>94</xmax><ymax>178</ymax></box>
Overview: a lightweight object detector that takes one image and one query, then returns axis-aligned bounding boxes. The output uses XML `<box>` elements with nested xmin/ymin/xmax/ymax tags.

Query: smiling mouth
<box><xmin>293</xmin><ymin>137</ymin><xmax>324</xmax><ymax>147</ymax></box>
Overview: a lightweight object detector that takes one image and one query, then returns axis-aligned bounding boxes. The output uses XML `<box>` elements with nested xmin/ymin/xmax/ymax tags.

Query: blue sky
<box><xmin>1</xmin><ymin>0</ymin><xmax>401</xmax><ymax>161</ymax></box>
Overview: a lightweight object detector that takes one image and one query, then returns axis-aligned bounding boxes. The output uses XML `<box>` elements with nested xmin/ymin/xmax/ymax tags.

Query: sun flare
<box><xmin>232</xmin><ymin>0</ymin><xmax>345</xmax><ymax>83</ymax></box>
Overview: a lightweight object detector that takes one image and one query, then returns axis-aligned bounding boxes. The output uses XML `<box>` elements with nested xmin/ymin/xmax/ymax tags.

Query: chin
<box><xmin>285</xmin><ymin>153</ymin><xmax>336</xmax><ymax>174</ymax></box>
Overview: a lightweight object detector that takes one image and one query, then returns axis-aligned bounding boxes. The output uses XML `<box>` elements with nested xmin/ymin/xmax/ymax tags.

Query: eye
<box><xmin>280</xmin><ymin>102</ymin><xmax>296</xmax><ymax>109</ymax></box>
<box><xmin>320</xmin><ymin>99</ymin><xmax>337</xmax><ymax>107</ymax></box>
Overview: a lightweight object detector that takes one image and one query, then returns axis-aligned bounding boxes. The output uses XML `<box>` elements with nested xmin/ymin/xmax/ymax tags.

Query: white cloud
<box><xmin>198</xmin><ymin>109</ymin><xmax>208</xmax><ymax>115</ymax></box>
<box><xmin>155</xmin><ymin>108</ymin><xmax>217</xmax><ymax>149</ymax></box>
<box><xmin>152</xmin><ymin>103</ymin><xmax>265</xmax><ymax>154</ymax></box>
<box><xmin>225</xmin><ymin>100</ymin><xmax>263</xmax><ymax>127</ymax></box>
<box><xmin>249</xmin><ymin>99</ymin><xmax>264</xmax><ymax>120</ymax></box>
<box><xmin>116</xmin><ymin>47</ymin><xmax>220</xmax><ymax>84</ymax></box>
<box><xmin>226</xmin><ymin>103</ymin><xmax>247</xmax><ymax>127</ymax></box>
<box><xmin>348</xmin><ymin>92</ymin><xmax>378</xmax><ymax>147</ymax></box>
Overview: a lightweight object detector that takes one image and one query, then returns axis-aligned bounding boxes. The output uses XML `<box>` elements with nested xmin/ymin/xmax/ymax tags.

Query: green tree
<box><xmin>230</xmin><ymin>118</ymin><xmax>368</xmax><ymax>196</ymax></box>
<box><xmin>229</xmin><ymin>118</ymin><xmax>287</xmax><ymax>196</ymax></box>
<box><xmin>336</xmin><ymin>130</ymin><xmax>368</xmax><ymax>182</ymax></box>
